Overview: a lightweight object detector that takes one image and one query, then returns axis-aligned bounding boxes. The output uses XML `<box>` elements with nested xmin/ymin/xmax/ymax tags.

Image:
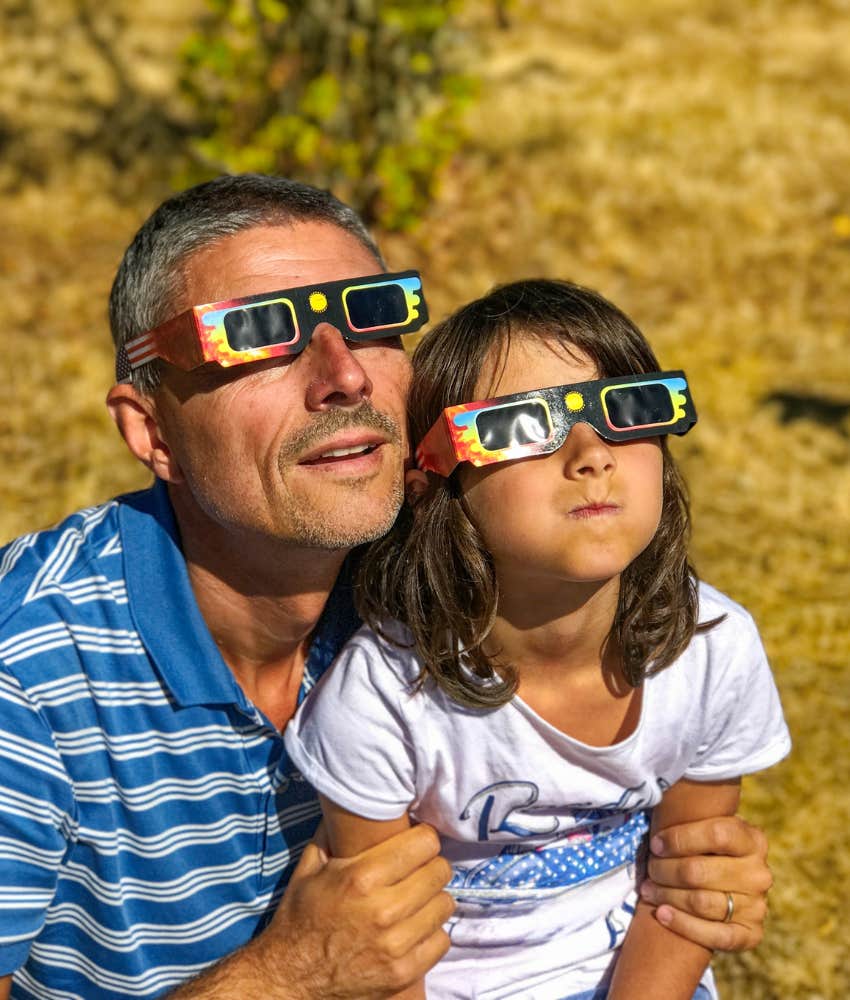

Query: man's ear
<box><xmin>404</xmin><ymin>468</ymin><xmax>430</xmax><ymax>507</ymax></box>
<box><xmin>106</xmin><ymin>384</ymin><xmax>184</xmax><ymax>484</ymax></box>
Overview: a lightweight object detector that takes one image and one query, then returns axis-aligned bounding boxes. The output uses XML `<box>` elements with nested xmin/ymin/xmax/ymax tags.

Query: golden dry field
<box><xmin>2</xmin><ymin>1</ymin><xmax>849</xmax><ymax>997</ymax></box>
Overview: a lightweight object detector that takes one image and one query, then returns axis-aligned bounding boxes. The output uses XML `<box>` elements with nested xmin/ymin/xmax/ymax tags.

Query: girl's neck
<box><xmin>486</xmin><ymin>574</ymin><xmax>642</xmax><ymax>747</ymax></box>
<box><xmin>487</xmin><ymin>574</ymin><xmax>621</xmax><ymax>679</ymax></box>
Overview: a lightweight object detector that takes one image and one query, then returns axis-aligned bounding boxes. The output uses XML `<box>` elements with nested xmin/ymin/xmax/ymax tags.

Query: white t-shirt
<box><xmin>285</xmin><ymin>582</ymin><xmax>790</xmax><ymax>1000</ymax></box>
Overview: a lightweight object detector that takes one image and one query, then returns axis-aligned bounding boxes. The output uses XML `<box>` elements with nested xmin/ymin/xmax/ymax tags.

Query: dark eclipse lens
<box><xmin>345</xmin><ymin>283</ymin><xmax>408</xmax><ymax>330</ymax></box>
<box><xmin>605</xmin><ymin>383</ymin><xmax>674</xmax><ymax>427</ymax></box>
<box><xmin>223</xmin><ymin>302</ymin><xmax>298</xmax><ymax>350</ymax></box>
<box><xmin>475</xmin><ymin>402</ymin><xmax>552</xmax><ymax>452</ymax></box>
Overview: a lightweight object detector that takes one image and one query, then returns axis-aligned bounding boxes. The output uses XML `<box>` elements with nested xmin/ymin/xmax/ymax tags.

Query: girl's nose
<box><xmin>560</xmin><ymin>421</ymin><xmax>616</xmax><ymax>478</ymax></box>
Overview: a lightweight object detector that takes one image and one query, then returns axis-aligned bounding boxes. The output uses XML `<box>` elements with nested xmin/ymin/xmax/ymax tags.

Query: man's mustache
<box><xmin>278</xmin><ymin>402</ymin><xmax>403</xmax><ymax>463</ymax></box>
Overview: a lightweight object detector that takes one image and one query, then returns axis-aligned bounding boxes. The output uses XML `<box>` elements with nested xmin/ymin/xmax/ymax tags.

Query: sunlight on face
<box><xmin>459</xmin><ymin>336</ymin><xmax>664</xmax><ymax>598</ymax></box>
<box><xmin>152</xmin><ymin>223</ymin><xmax>412</xmax><ymax>553</ymax></box>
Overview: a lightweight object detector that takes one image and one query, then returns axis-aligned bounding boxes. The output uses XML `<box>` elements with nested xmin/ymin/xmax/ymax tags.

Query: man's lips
<box><xmin>277</xmin><ymin>401</ymin><xmax>402</xmax><ymax>467</ymax></box>
<box><xmin>298</xmin><ymin>433</ymin><xmax>390</xmax><ymax>466</ymax></box>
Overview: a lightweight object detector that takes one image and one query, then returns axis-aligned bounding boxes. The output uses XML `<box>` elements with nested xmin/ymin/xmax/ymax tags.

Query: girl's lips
<box><xmin>568</xmin><ymin>503</ymin><xmax>621</xmax><ymax>519</ymax></box>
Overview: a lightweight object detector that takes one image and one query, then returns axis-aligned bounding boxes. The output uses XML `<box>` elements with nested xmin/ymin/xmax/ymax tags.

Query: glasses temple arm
<box><xmin>123</xmin><ymin>311</ymin><xmax>207</xmax><ymax>373</ymax></box>
<box><xmin>415</xmin><ymin>414</ymin><xmax>459</xmax><ymax>477</ymax></box>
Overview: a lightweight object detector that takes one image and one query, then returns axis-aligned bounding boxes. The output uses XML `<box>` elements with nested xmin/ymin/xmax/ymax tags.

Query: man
<box><xmin>0</xmin><ymin>175</ymin><xmax>773</xmax><ymax>998</ymax></box>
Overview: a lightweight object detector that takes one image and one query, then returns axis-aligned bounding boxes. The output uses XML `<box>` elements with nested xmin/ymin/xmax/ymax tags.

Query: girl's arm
<box><xmin>319</xmin><ymin>796</ymin><xmax>429</xmax><ymax>1000</ymax></box>
<box><xmin>607</xmin><ymin>778</ymin><xmax>741</xmax><ymax>1000</ymax></box>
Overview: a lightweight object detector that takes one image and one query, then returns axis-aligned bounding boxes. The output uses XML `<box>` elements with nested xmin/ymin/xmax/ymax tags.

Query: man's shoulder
<box><xmin>1</xmin><ymin>499</ymin><xmax>118</xmax><ymax>601</ymax></box>
<box><xmin>0</xmin><ymin>491</ymin><xmax>149</xmax><ymax>650</ymax></box>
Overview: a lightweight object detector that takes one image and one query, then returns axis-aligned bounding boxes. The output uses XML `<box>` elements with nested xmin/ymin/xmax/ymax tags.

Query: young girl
<box><xmin>285</xmin><ymin>279</ymin><xmax>790</xmax><ymax>1000</ymax></box>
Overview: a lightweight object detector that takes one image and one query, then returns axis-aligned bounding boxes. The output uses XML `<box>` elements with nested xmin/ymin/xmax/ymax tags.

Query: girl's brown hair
<box><xmin>357</xmin><ymin>278</ymin><xmax>713</xmax><ymax>708</ymax></box>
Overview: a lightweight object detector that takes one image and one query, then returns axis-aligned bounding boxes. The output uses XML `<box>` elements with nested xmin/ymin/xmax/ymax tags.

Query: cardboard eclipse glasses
<box><xmin>117</xmin><ymin>270</ymin><xmax>427</xmax><ymax>379</ymax></box>
<box><xmin>415</xmin><ymin>371</ymin><xmax>697</xmax><ymax>476</ymax></box>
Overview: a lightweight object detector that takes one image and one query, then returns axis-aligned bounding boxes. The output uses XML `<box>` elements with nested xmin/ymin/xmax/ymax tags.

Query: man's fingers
<box><xmin>378</xmin><ymin>888</ymin><xmax>456</xmax><ymax>959</ymax></box>
<box><xmin>373</xmin><ymin>926</ymin><xmax>452</xmax><ymax>993</ymax></box>
<box><xmin>346</xmin><ymin>823</ymin><xmax>443</xmax><ymax>890</ymax></box>
<box><xmin>652</xmin><ymin>903</ymin><xmax>764</xmax><ymax>952</ymax></box>
<box><xmin>647</xmin><ymin>852</ymin><xmax>773</xmax><ymax>894</ymax></box>
<box><xmin>651</xmin><ymin>815</ymin><xmax>766</xmax><ymax>860</ymax></box>
<box><xmin>642</xmin><ymin>876</ymin><xmax>769</xmax><ymax>953</ymax></box>
<box><xmin>403</xmin><ymin>927</ymin><xmax>453</xmax><ymax>980</ymax></box>
<box><xmin>352</xmin><ymin>857</ymin><xmax>453</xmax><ymax>934</ymax></box>
<box><xmin>643</xmin><ymin>884</ymin><xmax>730</xmax><ymax>920</ymax></box>
<box><xmin>372</xmin><ymin>855</ymin><xmax>454</xmax><ymax>926</ymax></box>
<box><xmin>344</xmin><ymin>888</ymin><xmax>453</xmax><ymax>994</ymax></box>
<box><xmin>641</xmin><ymin>882</ymin><xmax>766</xmax><ymax>925</ymax></box>
<box><xmin>267</xmin><ymin>824</ymin><xmax>451</xmax><ymax>997</ymax></box>
<box><xmin>288</xmin><ymin>839</ymin><xmax>329</xmax><ymax>882</ymax></box>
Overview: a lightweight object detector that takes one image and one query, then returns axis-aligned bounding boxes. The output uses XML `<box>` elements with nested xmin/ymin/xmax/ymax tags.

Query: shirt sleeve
<box><xmin>0</xmin><ymin>666</ymin><xmax>76</xmax><ymax>974</ymax></box>
<box><xmin>683</xmin><ymin>600</ymin><xmax>791</xmax><ymax>782</ymax></box>
<box><xmin>284</xmin><ymin>626</ymin><xmax>419</xmax><ymax>820</ymax></box>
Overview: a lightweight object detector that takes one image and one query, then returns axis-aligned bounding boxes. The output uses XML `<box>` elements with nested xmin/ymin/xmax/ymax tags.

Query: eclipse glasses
<box><xmin>116</xmin><ymin>270</ymin><xmax>428</xmax><ymax>380</ymax></box>
<box><xmin>415</xmin><ymin>371</ymin><xmax>696</xmax><ymax>476</ymax></box>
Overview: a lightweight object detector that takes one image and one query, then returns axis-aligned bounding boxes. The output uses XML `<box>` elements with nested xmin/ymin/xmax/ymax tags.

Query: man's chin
<box><xmin>282</xmin><ymin>491</ymin><xmax>403</xmax><ymax>551</ymax></box>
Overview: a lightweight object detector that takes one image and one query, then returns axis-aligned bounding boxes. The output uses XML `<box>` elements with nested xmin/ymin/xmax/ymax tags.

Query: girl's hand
<box><xmin>640</xmin><ymin>815</ymin><xmax>771</xmax><ymax>951</ymax></box>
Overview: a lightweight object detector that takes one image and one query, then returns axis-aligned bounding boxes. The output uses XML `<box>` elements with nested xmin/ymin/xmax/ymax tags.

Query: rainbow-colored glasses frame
<box><xmin>415</xmin><ymin>371</ymin><xmax>696</xmax><ymax>476</ymax></box>
<box><xmin>116</xmin><ymin>270</ymin><xmax>427</xmax><ymax>380</ymax></box>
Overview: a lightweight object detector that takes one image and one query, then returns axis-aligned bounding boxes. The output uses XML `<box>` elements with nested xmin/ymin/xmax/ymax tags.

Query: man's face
<box><xmin>149</xmin><ymin>222</ymin><xmax>412</xmax><ymax>552</ymax></box>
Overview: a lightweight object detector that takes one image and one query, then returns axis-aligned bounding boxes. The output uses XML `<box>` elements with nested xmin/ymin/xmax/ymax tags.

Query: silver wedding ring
<box><xmin>723</xmin><ymin>891</ymin><xmax>735</xmax><ymax>923</ymax></box>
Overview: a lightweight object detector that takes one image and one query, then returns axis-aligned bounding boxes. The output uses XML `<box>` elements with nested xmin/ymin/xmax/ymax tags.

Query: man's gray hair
<box><xmin>109</xmin><ymin>173</ymin><xmax>385</xmax><ymax>393</ymax></box>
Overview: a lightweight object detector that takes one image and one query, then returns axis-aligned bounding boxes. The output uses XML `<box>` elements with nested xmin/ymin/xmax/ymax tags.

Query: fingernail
<box><xmin>640</xmin><ymin>881</ymin><xmax>657</xmax><ymax>902</ymax></box>
<box><xmin>656</xmin><ymin>905</ymin><xmax>673</xmax><ymax>926</ymax></box>
<box><xmin>650</xmin><ymin>835</ymin><xmax>664</xmax><ymax>855</ymax></box>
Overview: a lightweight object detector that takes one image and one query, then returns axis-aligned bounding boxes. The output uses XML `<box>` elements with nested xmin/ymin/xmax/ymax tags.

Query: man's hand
<box><xmin>640</xmin><ymin>815</ymin><xmax>771</xmax><ymax>951</ymax></box>
<box><xmin>170</xmin><ymin>823</ymin><xmax>453</xmax><ymax>999</ymax></box>
<box><xmin>263</xmin><ymin>823</ymin><xmax>453</xmax><ymax>998</ymax></box>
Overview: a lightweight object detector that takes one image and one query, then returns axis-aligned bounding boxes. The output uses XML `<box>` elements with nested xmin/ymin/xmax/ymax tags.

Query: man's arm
<box><xmin>607</xmin><ymin>779</ymin><xmax>741</xmax><ymax>1000</ymax></box>
<box><xmin>166</xmin><ymin>822</ymin><xmax>451</xmax><ymax>1000</ymax></box>
<box><xmin>642</xmin><ymin>814</ymin><xmax>771</xmax><ymax>950</ymax></box>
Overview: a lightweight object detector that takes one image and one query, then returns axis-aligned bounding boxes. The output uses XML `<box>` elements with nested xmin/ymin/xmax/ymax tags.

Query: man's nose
<box><xmin>561</xmin><ymin>421</ymin><xmax>616</xmax><ymax>478</ymax></box>
<box><xmin>302</xmin><ymin>323</ymin><xmax>373</xmax><ymax>410</ymax></box>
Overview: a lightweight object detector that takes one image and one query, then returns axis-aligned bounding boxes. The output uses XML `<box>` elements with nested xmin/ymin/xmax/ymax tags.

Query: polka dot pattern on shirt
<box><xmin>448</xmin><ymin>811</ymin><xmax>649</xmax><ymax>904</ymax></box>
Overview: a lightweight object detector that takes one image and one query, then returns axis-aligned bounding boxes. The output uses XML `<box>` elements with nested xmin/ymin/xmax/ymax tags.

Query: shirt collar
<box><xmin>120</xmin><ymin>479</ymin><xmax>361</xmax><ymax>710</ymax></box>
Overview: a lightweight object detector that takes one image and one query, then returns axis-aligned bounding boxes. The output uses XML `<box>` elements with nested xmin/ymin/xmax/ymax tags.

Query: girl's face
<box><xmin>458</xmin><ymin>336</ymin><xmax>664</xmax><ymax>598</ymax></box>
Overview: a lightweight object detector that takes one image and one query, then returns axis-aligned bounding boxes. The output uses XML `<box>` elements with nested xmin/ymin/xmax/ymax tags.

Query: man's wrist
<box><xmin>166</xmin><ymin>929</ymin><xmax>304</xmax><ymax>1000</ymax></box>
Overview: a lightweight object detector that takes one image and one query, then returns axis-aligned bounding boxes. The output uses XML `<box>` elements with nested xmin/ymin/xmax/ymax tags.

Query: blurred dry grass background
<box><xmin>2</xmin><ymin>1</ymin><xmax>849</xmax><ymax>996</ymax></box>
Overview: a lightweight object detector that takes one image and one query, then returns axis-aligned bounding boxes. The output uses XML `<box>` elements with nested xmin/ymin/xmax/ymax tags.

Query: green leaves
<box><xmin>178</xmin><ymin>0</ymin><xmax>475</xmax><ymax>230</ymax></box>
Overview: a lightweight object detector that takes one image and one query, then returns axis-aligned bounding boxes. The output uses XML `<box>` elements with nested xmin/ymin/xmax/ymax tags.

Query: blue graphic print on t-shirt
<box><xmin>449</xmin><ymin>780</ymin><xmax>650</xmax><ymax>906</ymax></box>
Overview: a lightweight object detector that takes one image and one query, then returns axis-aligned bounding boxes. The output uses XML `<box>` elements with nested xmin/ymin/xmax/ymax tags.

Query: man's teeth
<box><xmin>318</xmin><ymin>444</ymin><xmax>374</xmax><ymax>459</ymax></box>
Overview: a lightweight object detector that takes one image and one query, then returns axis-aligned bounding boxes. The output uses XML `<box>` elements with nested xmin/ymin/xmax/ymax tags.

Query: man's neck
<box><xmin>187</xmin><ymin>559</ymin><xmax>340</xmax><ymax>730</ymax></box>
<box><xmin>169</xmin><ymin>489</ymin><xmax>349</xmax><ymax>730</ymax></box>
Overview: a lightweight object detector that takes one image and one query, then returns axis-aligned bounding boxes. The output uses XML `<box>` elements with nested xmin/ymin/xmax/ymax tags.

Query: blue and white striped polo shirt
<box><xmin>0</xmin><ymin>480</ymin><xmax>361</xmax><ymax>998</ymax></box>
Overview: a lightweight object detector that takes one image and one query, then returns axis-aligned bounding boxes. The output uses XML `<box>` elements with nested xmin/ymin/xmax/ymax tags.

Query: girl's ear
<box><xmin>404</xmin><ymin>468</ymin><xmax>430</xmax><ymax>507</ymax></box>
